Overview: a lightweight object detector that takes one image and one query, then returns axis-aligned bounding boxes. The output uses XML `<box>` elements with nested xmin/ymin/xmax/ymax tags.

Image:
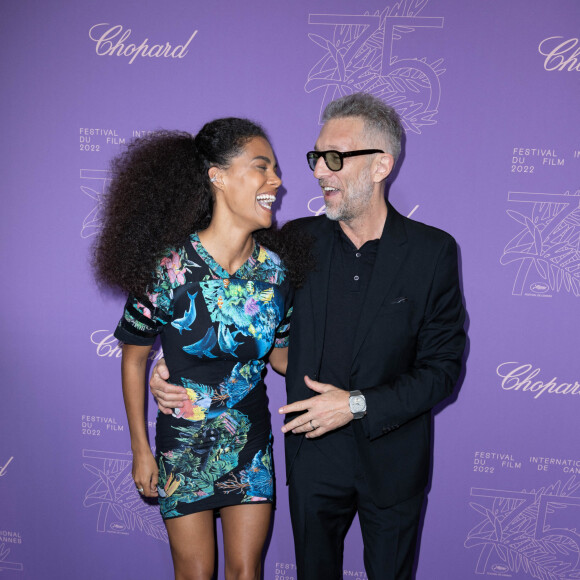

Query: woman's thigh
<box><xmin>165</xmin><ymin>510</ymin><xmax>216</xmax><ymax>580</ymax></box>
<box><xmin>220</xmin><ymin>503</ymin><xmax>272</xmax><ymax>579</ymax></box>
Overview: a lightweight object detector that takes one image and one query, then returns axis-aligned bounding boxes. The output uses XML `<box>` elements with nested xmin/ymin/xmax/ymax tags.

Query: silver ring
<box><xmin>137</xmin><ymin>487</ymin><xmax>144</xmax><ymax>493</ymax></box>
<box><xmin>309</xmin><ymin>420</ymin><xmax>316</xmax><ymax>431</ymax></box>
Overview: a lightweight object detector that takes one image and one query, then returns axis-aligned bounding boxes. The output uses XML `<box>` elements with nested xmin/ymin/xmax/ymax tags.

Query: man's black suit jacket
<box><xmin>284</xmin><ymin>204</ymin><xmax>466</xmax><ymax>509</ymax></box>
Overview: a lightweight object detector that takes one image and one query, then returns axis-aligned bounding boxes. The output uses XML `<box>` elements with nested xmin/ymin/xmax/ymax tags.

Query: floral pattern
<box><xmin>115</xmin><ymin>232</ymin><xmax>292</xmax><ymax>519</ymax></box>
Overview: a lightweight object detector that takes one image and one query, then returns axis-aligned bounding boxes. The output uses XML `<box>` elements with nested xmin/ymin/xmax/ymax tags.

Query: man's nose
<box><xmin>313</xmin><ymin>155</ymin><xmax>330</xmax><ymax>179</ymax></box>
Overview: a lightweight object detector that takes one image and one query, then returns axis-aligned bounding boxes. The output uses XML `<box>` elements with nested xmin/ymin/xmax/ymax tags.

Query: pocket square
<box><xmin>390</xmin><ymin>297</ymin><xmax>408</xmax><ymax>304</ymax></box>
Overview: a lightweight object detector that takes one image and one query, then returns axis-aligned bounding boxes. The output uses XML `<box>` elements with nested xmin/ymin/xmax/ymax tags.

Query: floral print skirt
<box><xmin>155</xmin><ymin>383</ymin><xmax>274</xmax><ymax>519</ymax></box>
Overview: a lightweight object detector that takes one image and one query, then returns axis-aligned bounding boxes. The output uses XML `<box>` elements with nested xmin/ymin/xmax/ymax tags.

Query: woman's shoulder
<box><xmin>153</xmin><ymin>239</ymin><xmax>202</xmax><ymax>289</ymax></box>
<box><xmin>249</xmin><ymin>243</ymin><xmax>287</xmax><ymax>286</ymax></box>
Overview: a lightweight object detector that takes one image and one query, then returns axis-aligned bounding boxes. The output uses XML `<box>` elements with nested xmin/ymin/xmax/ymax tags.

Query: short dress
<box><xmin>114</xmin><ymin>232</ymin><xmax>292</xmax><ymax>519</ymax></box>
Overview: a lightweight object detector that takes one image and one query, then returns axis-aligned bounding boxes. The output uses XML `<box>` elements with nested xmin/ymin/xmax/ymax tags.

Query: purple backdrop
<box><xmin>1</xmin><ymin>1</ymin><xmax>579</xmax><ymax>578</ymax></box>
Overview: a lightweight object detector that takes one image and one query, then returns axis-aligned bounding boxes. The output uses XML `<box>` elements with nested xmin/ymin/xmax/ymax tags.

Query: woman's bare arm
<box><xmin>269</xmin><ymin>347</ymin><xmax>288</xmax><ymax>376</ymax></box>
<box><xmin>121</xmin><ymin>343</ymin><xmax>158</xmax><ymax>497</ymax></box>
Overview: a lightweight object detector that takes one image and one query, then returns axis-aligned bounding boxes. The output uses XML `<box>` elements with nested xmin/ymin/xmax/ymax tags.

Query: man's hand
<box><xmin>149</xmin><ymin>358</ymin><xmax>188</xmax><ymax>415</ymax></box>
<box><xmin>279</xmin><ymin>376</ymin><xmax>353</xmax><ymax>438</ymax></box>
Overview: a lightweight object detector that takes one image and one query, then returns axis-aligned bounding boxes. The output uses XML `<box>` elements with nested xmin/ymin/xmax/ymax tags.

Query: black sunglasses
<box><xmin>306</xmin><ymin>149</ymin><xmax>384</xmax><ymax>172</ymax></box>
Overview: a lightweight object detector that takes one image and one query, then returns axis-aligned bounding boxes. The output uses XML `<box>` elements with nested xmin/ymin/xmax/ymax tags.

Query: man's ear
<box><xmin>372</xmin><ymin>153</ymin><xmax>394</xmax><ymax>183</ymax></box>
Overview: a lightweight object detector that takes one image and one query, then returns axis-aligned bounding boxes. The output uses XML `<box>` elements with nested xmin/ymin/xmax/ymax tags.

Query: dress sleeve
<box><xmin>274</xmin><ymin>280</ymin><xmax>294</xmax><ymax>348</ymax></box>
<box><xmin>113</xmin><ymin>248</ymin><xmax>184</xmax><ymax>346</ymax></box>
<box><xmin>114</xmin><ymin>292</ymin><xmax>173</xmax><ymax>346</ymax></box>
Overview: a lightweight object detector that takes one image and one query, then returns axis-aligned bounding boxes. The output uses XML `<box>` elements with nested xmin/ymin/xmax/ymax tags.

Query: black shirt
<box><xmin>318</xmin><ymin>222</ymin><xmax>380</xmax><ymax>391</ymax></box>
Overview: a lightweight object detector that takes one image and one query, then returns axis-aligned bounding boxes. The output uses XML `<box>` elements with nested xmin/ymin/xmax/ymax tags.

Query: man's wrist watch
<box><xmin>349</xmin><ymin>390</ymin><xmax>367</xmax><ymax>419</ymax></box>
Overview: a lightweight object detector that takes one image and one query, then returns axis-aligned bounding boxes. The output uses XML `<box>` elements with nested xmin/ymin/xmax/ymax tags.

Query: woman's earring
<box><xmin>210</xmin><ymin>176</ymin><xmax>217</xmax><ymax>183</ymax></box>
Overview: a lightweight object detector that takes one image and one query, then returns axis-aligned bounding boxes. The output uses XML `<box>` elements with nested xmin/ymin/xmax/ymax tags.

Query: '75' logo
<box><xmin>306</xmin><ymin>3</ymin><xmax>444</xmax><ymax>134</ymax></box>
<box><xmin>465</xmin><ymin>478</ymin><xmax>580</xmax><ymax>578</ymax></box>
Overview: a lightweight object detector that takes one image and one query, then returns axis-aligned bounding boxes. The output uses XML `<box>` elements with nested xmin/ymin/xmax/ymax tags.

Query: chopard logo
<box><xmin>91</xmin><ymin>330</ymin><xmax>163</xmax><ymax>362</ymax></box>
<box><xmin>89</xmin><ymin>24</ymin><xmax>198</xmax><ymax>65</ymax></box>
<box><xmin>538</xmin><ymin>36</ymin><xmax>580</xmax><ymax>72</ymax></box>
<box><xmin>0</xmin><ymin>457</ymin><xmax>13</xmax><ymax>478</ymax></box>
<box><xmin>307</xmin><ymin>196</ymin><xmax>420</xmax><ymax>219</ymax></box>
<box><xmin>497</xmin><ymin>362</ymin><xmax>580</xmax><ymax>400</ymax></box>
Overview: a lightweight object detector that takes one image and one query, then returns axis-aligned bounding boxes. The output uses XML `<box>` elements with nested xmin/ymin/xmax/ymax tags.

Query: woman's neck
<box><xmin>198</xmin><ymin>221</ymin><xmax>255</xmax><ymax>276</ymax></box>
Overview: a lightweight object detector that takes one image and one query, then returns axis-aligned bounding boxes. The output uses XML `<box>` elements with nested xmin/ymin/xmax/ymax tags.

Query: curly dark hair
<box><xmin>93</xmin><ymin>118</ymin><xmax>313</xmax><ymax>297</ymax></box>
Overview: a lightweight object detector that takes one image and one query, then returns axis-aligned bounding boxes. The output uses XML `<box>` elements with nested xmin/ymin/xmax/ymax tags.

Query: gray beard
<box><xmin>321</xmin><ymin>163</ymin><xmax>374</xmax><ymax>222</ymax></box>
<box><xmin>324</xmin><ymin>184</ymin><xmax>373</xmax><ymax>223</ymax></box>
<box><xmin>324</xmin><ymin>202</ymin><xmax>354</xmax><ymax>222</ymax></box>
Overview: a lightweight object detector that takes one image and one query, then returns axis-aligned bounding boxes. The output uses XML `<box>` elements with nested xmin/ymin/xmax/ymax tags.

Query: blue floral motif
<box><xmin>241</xmin><ymin>449</ymin><xmax>273</xmax><ymax>501</ymax></box>
<box><xmin>219</xmin><ymin>361</ymin><xmax>265</xmax><ymax>408</ymax></box>
<box><xmin>199</xmin><ymin>278</ymin><xmax>284</xmax><ymax>358</ymax></box>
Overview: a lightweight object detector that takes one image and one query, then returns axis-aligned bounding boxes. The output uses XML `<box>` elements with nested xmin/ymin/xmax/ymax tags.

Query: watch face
<box><xmin>350</xmin><ymin>396</ymin><xmax>365</xmax><ymax>413</ymax></box>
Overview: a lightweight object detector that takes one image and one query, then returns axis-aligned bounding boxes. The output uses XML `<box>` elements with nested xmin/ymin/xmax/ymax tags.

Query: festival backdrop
<box><xmin>1</xmin><ymin>1</ymin><xmax>579</xmax><ymax>578</ymax></box>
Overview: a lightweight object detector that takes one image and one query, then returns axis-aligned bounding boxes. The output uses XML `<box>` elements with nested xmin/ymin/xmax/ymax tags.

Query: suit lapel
<box><xmin>351</xmin><ymin>204</ymin><xmax>408</xmax><ymax>363</ymax></box>
<box><xmin>309</xmin><ymin>218</ymin><xmax>335</xmax><ymax>370</ymax></box>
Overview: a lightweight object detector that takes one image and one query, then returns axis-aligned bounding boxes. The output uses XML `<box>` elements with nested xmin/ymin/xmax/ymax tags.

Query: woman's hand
<box><xmin>132</xmin><ymin>448</ymin><xmax>159</xmax><ymax>498</ymax></box>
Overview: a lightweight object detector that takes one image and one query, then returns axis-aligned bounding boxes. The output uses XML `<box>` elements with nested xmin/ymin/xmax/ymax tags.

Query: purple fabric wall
<box><xmin>1</xmin><ymin>1</ymin><xmax>578</xmax><ymax>578</ymax></box>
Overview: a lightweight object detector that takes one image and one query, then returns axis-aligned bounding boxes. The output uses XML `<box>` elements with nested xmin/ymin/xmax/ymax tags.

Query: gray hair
<box><xmin>322</xmin><ymin>92</ymin><xmax>403</xmax><ymax>164</ymax></box>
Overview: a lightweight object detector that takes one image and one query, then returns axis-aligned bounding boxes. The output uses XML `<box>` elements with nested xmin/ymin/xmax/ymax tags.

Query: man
<box><xmin>151</xmin><ymin>93</ymin><xmax>466</xmax><ymax>579</ymax></box>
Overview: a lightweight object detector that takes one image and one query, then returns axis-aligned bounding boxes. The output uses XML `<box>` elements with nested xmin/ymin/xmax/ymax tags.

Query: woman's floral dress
<box><xmin>114</xmin><ymin>233</ymin><xmax>292</xmax><ymax>519</ymax></box>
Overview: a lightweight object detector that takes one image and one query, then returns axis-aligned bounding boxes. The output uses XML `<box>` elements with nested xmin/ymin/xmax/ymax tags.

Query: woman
<box><xmin>94</xmin><ymin>119</ymin><xmax>309</xmax><ymax>580</ymax></box>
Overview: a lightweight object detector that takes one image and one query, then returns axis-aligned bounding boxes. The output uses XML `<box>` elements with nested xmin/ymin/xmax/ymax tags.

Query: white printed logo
<box><xmin>500</xmin><ymin>191</ymin><xmax>580</xmax><ymax>297</ymax></box>
<box><xmin>83</xmin><ymin>449</ymin><xmax>167</xmax><ymax>542</ymax></box>
<box><xmin>0</xmin><ymin>529</ymin><xmax>23</xmax><ymax>574</ymax></box>
<box><xmin>0</xmin><ymin>457</ymin><xmax>13</xmax><ymax>478</ymax></box>
<box><xmin>305</xmin><ymin>2</ymin><xmax>444</xmax><ymax>133</ymax></box>
<box><xmin>307</xmin><ymin>187</ymin><xmax>420</xmax><ymax>220</ymax></box>
<box><xmin>0</xmin><ymin>544</ymin><xmax>23</xmax><ymax>573</ymax></box>
<box><xmin>80</xmin><ymin>169</ymin><xmax>111</xmax><ymax>238</ymax></box>
<box><xmin>91</xmin><ymin>330</ymin><xmax>163</xmax><ymax>363</ymax></box>
<box><xmin>497</xmin><ymin>362</ymin><xmax>580</xmax><ymax>400</ymax></box>
<box><xmin>465</xmin><ymin>477</ymin><xmax>580</xmax><ymax>578</ymax></box>
<box><xmin>538</xmin><ymin>37</ymin><xmax>580</xmax><ymax>72</ymax></box>
<box><xmin>89</xmin><ymin>24</ymin><xmax>198</xmax><ymax>65</ymax></box>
